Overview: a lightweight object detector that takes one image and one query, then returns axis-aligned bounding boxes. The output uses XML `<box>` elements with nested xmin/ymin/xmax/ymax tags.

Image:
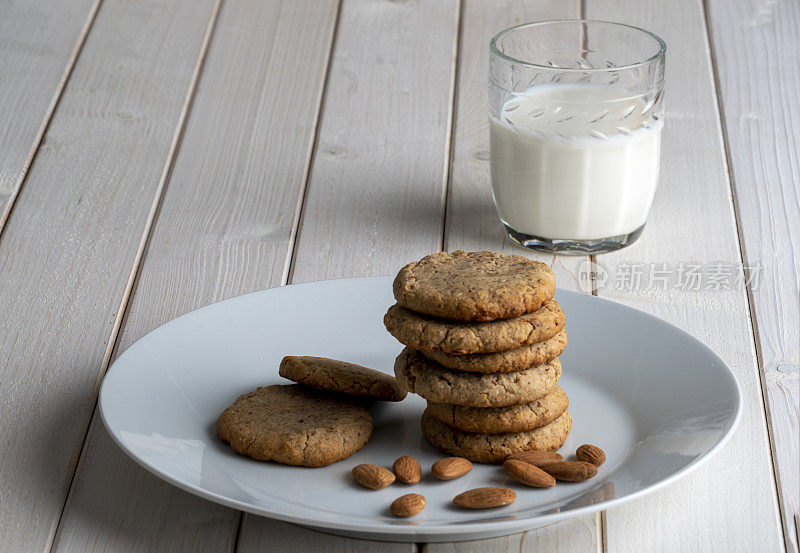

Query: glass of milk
<box><xmin>489</xmin><ymin>20</ymin><xmax>666</xmax><ymax>254</ymax></box>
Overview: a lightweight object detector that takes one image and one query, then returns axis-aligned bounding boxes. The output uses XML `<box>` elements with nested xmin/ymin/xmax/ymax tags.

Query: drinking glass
<box><xmin>489</xmin><ymin>20</ymin><xmax>666</xmax><ymax>254</ymax></box>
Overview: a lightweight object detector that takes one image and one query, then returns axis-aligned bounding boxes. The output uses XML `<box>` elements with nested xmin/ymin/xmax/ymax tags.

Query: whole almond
<box><xmin>505</xmin><ymin>450</ymin><xmax>563</xmax><ymax>467</ymax></box>
<box><xmin>393</xmin><ymin>455</ymin><xmax>422</xmax><ymax>484</ymax></box>
<box><xmin>576</xmin><ymin>444</ymin><xmax>606</xmax><ymax>466</ymax></box>
<box><xmin>453</xmin><ymin>487</ymin><xmax>516</xmax><ymax>509</ymax></box>
<box><xmin>503</xmin><ymin>459</ymin><xmax>556</xmax><ymax>487</ymax></box>
<box><xmin>431</xmin><ymin>457</ymin><xmax>473</xmax><ymax>480</ymax></box>
<box><xmin>390</xmin><ymin>493</ymin><xmax>426</xmax><ymax>517</ymax></box>
<box><xmin>539</xmin><ymin>461</ymin><xmax>598</xmax><ymax>482</ymax></box>
<box><xmin>352</xmin><ymin>464</ymin><xmax>396</xmax><ymax>489</ymax></box>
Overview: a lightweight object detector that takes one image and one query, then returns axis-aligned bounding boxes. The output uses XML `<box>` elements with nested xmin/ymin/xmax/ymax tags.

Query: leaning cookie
<box><xmin>216</xmin><ymin>385</ymin><xmax>372</xmax><ymax>467</ymax></box>
<box><xmin>426</xmin><ymin>385</ymin><xmax>569</xmax><ymax>434</ymax></box>
<box><xmin>394</xmin><ymin>348</ymin><xmax>561</xmax><ymax>407</ymax></box>
<box><xmin>420</xmin><ymin>329</ymin><xmax>567</xmax><ymax>373</ymax></box>
<box><xmin>393</xmin><ymin>250</ymin><xmax>556</xmax><ymax>322</ymax></box>
<box><xmin>279</xmin><ymin>356</ymin><xmax>407</xmax><ymax>402</ymax></box>
<box><xmin>383</xmin><ymin>299</ymin><xmax>565</xmax><ymax>355</ymax></box>
<box><xmin>421</xmin><ymin>409</ymin><xmax>572</xmax><ymax>463</ymax></box>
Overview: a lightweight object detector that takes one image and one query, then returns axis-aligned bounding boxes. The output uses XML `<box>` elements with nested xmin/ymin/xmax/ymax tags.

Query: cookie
<box><xmin>426</xmin><ymin>385</ymin><xmax>569</xmax><ymax>434</ymax></box>
<box><xmin>421</xmin><ymin>329</ymin><xmax>567</xmax><ymax>373</ymax></box>
<box><xmin>216</xmin><ymin>385</ymin><xmax>372</xmax><ymax>467</ymax></box>
<box><xmin>383</xmin><ymin>299</ymin><xmax>565</xmax><ymax>355</ymax></box>
<box><xmin>279</xmin><ymin>356</ymin><xmax>407</xmax><ymax>402</ymax></box>
<box><xmin>421</xmin><ymin>409</ymin><xmax>572</xmax><ymax>463</ymax></box>
<box><xmin>393</xmin><ymin>250</ymin><xmax>556</xmax><ymax>322</ymax></box>
<box><xmin>394</xmin><ymin>348</ymin><xmax>561</xmax><ymax>407</ymax></box>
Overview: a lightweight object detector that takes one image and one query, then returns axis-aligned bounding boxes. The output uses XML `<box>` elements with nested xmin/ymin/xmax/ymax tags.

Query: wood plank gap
<box><xmin>0</xmin><ymin>0</ymin><xmax>104</xmax><ymax>244</ymax></box>
<box><xmin>439</xmin><ymin>0</ymin><xmax>463</xmax><ymax>252</ymax></box>
<box><xmin>589</xmin><ymin>251</ymin><xmax>605</xmax><ymax>553</ymax></box>
<box><xmin>795</xmin><ymin>514</ymin><xmax>799</xmax><ymax>551</ymax></box>
<box><xmin>587</xmin><ymin>231</ymin><xmax>602</xmax><ymax>553</ymax></box>
<box><xmin>589</xmin><ymin>254</ymin><xmax>598</xmax><ymax>297</ymax></box>
<box><xmin>230</xmin><ymin>509</ymin><xmax>246</xmax><ymax>553</ymax></box>
<box><xmin>47</xmin><ymin>410</ymin><xmax>100</xmax><ymax>553</ymax></box>
<box><xmin>284</xmin><ymin>0</ymin><xmax>344</xmax><ymax>285</ymax></box>
<box><xmin>701</xmin><ymin>1</ymin><xmax>791</xmax><ymax>549</ymax></box>
<box><xmin>46</xmin><ymin>2</ymin><xmax>225</xmax><ymax>552</ymax></box>
<box><xmin>599</xmin><ymin>511</ymin><xmax>608</xmax><ymax>553</ymax></box>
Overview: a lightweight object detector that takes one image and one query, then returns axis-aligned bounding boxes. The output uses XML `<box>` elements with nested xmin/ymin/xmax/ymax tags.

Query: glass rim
<box><xmin>489</xmin><ymin>19</ymin><xmax>666</xmax><ymax>72</ymax></box>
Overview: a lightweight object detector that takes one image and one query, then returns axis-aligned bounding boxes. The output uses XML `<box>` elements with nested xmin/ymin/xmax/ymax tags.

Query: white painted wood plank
<box><xmin>428</xmin><ymin>1</ymin><xmax>601</xmax><ymax>551</ymax></box>
<box><xmin>288</xmin><ymin>0</ymin><xmax>459</xmax><ymax>284</ymax></box>
<box><xmin>423</xmin><ymin>519</ymin><xmax>600</xmax><ymax>553</ymax></box>
<box><xmin>0</xmin><ymin>0</ymin><xmax>218</xmax><ymax>551</ymax></box>
<box><xmin>707</xmin><ymin>1</ymin><xmax>800</xmax><ymax>549</ymax></box>
<box><xmin>0</xmin><ymin>0</ymin><xmax>98</xmax><ymax>231</ymax></box>
<box><xmin>240</xmin><ymin>0</ymin><xmax>458</xmax><ymax>550</ymax></box>
<box><xmin>50</xmin><ymin>1</ymin><xmax>343</xmax><ymax>552</ymax></box>
<box><xmin>582</xmin><ymin>0</ymin><xmax>786</xmax><ymax>551</ymax></box>
<box><xmin>236</xmin><ymin>516</ymin><xmax>413</xmax><ymax>553</ymax></box>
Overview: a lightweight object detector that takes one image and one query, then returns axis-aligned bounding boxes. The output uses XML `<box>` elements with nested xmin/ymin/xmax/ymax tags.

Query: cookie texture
<box><xmin>394</xmin><ymin>349</ymin><xmax>561</xmax><ymax>407</ymax></box>
<box><xmin>216</xmin><ymin>385</ymin><xmax>372</xmax><ymax>467</ymax></box>
<box><xmin>383</xmin><ymin>299</ymin><xmax>565</xmax><ymax>355</ymax></box>
<box><xmin>421</xmin><ymin>409</ymin><xmax>572</xmax><ymax>463</ymax></box>
<box><xmin>279</xmin><ymin>356</ymin><xmax>407</xmax><ymax>401</ymax></box>
<box><xmin>421</xmin><ymin>329</ymin><xmax>567</xmax><ymax>373</ymax></box>
<box><xmin>393</xmin><ymin>251</ymin><xmax>556</xmax><ymax>322</ymax></box>
<box><xmin>426</xmin><ymin>385</ymin><xmax>569</xmax><ymax>434</ymax></box>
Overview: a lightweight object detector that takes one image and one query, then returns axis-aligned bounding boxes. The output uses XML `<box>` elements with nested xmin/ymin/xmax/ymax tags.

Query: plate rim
<box><xmin>99</xmin><ymin>275</ymin><xmax>743</xmax><ymax>540</ymax></box>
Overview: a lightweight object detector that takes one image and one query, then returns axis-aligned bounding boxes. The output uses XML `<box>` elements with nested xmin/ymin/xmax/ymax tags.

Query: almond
<box><xmin>431</xmin><ymin>457</ymin><xmax>473</xmax><ymax>480</ymax></box>
<box><xmin>503</xmin><ymin>459</ymin><xmax>556</xmax><ymax>487</ymax></box>
<box><xmin>352</xmin><ymin>464</ymin><xmax>395</xmax><ymax>489</ymax></box>
<box><xmin>392</xmin><ymin>455</ymin><xmax>422</xmax><ymax>484</ymax></box>
<box><xmin>505</xmin><ymin>450</ymin><xmax>563</xmax><ymax>467</ymax></box>
<box><xmin>576</xmin><ymin>444</ymin><xmax>606</xmax><ymax>466</ymax></box>
<box><xmin>390</xmin><ymin>493</ymin><xmax>426</xmax><ymax>517</ymax></box>
<box><xmin>453</xmin><ymin>487</ymin><xmax>516</xmax><ymax>509</ymax></box>
<box><xmin>539</xmin><ymin>461</ymin><xmax>598</xmax><ymax>482</ymax></box>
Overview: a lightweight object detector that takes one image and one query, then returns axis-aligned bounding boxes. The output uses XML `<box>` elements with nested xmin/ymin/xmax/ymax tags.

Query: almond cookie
<box><xmin>421</xmin><ymin>409</ymin><xmax>572</xmax><ymax>463</ymax></box>
<box><xmin>393</xmin><ymin>250</ymin><xmax>556</xmax><ymax>322</ymax></box>
<box><xmin>426</xmin><ymin>385</ymin><xmax>569</xmax><ymax>434</ymax></box>
<box><xmin>383</xmin><ymin>299</ymin><xmax>565</xmax><ymax>355</ymax></box>
<box><xmin>421</xmin><ymin>329</ymin><xmax>567</xmax><ymax>373</ymax></box>
<box><xmin>216</xmin><ymin>385</ymin><xmax>372</xmax><ymax>467</ymax></box>
<box><xmin>394</xmin><ymin>349</ymin><xmax>561</xmax><ymax>407</ymax></box>
<box><xmin>279</xmin><ymin>356</ymin><xmax>406</xmax><ymax>402</ymax></box>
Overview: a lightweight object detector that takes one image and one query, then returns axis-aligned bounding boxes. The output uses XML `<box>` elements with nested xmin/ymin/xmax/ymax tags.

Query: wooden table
<box><xmin>0</xmin><ymin>0</ymin><xmax>796</xmax><ymax>551</ymax></box>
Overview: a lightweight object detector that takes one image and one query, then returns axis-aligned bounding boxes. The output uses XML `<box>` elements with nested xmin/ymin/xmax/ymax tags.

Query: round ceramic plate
<box><xmin>100</xmin><ymin>276</ymin><xmax>741</xmax><ymax>542</ymax></box>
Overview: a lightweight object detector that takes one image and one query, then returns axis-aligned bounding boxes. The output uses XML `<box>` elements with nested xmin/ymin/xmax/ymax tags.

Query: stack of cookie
<box><xmin>384</xmin><ymin>251</ymin><xmax>571</xmax><ymax>463</ymax></box>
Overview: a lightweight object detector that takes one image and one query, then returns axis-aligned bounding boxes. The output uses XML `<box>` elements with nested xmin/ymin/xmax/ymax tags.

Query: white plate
<box><xmin>100</xmin><ymin>276</ymin><xmax>741</xmax><ymax>542</ymax></box>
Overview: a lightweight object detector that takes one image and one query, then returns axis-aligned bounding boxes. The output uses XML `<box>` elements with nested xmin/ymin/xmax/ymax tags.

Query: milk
<box><xmin>489</xmin><ymin>84</ymin><xmax>662</xmax><ymax>241</ymax></box>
